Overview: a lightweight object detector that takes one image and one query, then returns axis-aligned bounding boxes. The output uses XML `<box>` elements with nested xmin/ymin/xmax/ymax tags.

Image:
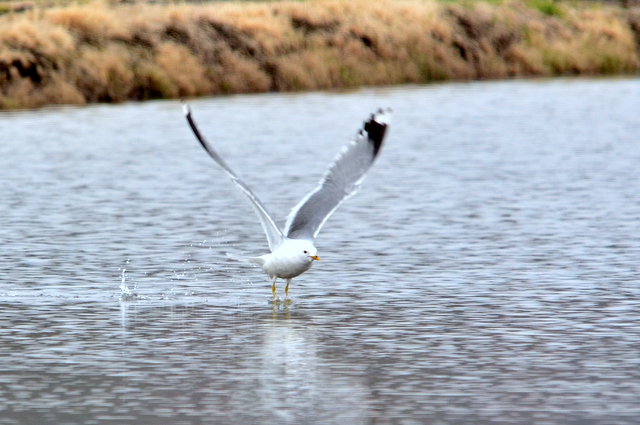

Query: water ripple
<box><xmin>0</xmin><ymin>79</ymin><xmax>639</xmax><ymax>423</ymax></box>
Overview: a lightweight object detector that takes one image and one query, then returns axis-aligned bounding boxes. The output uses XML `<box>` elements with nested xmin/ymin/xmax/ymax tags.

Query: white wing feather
<box><xmin>184</xmin><ymin>104</ymin><xmax>285</xmax><ymax>252</ymax></box>
<box><xmin>284</xmin><ymin>108</ymin><xmax>392</xmax><ymax>241</ymax></box>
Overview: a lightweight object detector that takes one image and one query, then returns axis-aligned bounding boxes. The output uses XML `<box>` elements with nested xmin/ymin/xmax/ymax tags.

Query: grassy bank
<box><xmin>1</xmin><ymin>0</ymin><xmax>640</xmax><ymax>109</ymax></box>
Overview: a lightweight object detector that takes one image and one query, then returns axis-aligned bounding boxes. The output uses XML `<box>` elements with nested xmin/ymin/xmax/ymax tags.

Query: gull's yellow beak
<box><xmin>311</xmin><ymin>255</ymin><xmax>320</xmax><ymax>261</ymax></box>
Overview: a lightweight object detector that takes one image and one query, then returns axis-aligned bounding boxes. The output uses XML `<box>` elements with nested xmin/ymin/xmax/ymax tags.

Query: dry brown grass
<box><xmin>0</xmin><ymin>0</ymin><xmax>639</xmax><ymax>109</ymax></box>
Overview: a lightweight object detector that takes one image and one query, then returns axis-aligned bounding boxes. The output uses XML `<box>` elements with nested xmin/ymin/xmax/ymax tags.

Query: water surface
<box><xmin>1</xmin><ymin>78</ymin><xmax>640</xmax><ymax>424</ymax></box>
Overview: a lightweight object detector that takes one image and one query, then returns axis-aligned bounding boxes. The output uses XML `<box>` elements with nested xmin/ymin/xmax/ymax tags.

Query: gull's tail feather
<box><xmin>226</xmin><ymin>252</ymin><xmax>265</xmax><ymax>266</ymax></box>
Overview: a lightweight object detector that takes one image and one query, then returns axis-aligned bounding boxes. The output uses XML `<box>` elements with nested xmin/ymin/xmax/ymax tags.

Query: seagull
<box><xmin>184</xmin><ymin>104</ymin><xmax>391</xmax><ymax>299</ymax></box>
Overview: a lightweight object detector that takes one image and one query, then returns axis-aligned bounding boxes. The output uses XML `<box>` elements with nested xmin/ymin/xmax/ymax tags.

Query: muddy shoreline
<box><xmin>1</xmin><ymin>0</ymin><xmax>639</xmax><ymax>109</ymax></box>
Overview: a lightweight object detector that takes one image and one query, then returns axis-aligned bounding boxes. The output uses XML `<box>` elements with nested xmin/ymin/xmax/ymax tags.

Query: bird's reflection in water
<box><xmin>258</xmin><ymin>306</ymin><xmax>370</xmax><ymax>424</ymax></box>
<box><xmin>116</xmin><ymin>299</ymin><xmax>371</xmax><ymax>423</ymax></box>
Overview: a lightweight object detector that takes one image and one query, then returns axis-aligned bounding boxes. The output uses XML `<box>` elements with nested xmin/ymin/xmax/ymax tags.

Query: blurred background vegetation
<box><xmin>1</xmin><ymin>0</ymin><xmax>639</xmax><ymax>108</ymax></box>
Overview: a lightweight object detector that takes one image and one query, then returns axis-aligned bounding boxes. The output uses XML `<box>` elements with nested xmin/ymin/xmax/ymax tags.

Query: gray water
<box><xmin>1</xmin><ymin>78</ymin><xmax>639</xmax><ymax>424</ymax></box>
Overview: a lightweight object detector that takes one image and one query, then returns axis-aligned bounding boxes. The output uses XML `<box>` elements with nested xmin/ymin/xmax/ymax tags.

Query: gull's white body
<box><xmin>184</xmin><ymin>105</ymin><xmax>391</xmax><ymax>298</ymax></box>
<box><xmin>257</xmin><ymin>239</ymin><xmax>317</xmax><ymax>280</ymax></box>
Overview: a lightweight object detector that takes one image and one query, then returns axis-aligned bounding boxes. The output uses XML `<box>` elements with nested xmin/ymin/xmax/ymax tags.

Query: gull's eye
<box><xmin>303</xmin><ymin>250</ymin><xmax>308</xmax><ymax>254</ymax></box>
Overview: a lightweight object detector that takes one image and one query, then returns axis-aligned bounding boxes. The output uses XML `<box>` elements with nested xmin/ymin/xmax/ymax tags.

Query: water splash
<box><xmin>119</xmin><ymin>268</ymin><xmax>143</xmax><ymax>301</ymax></box>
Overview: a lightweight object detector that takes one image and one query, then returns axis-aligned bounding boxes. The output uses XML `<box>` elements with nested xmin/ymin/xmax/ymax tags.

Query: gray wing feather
<box><xmin>183</xmin><ymin>104</ymin><xmax>285</xmax><ymax>252</ymax></box>
<box><xmin>284</xmin><ymin>108</ymin><xmax>391</xmax><ymax>241</ymax></box>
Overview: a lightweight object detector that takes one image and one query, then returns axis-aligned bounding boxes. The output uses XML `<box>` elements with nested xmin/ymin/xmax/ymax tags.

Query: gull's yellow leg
<box><xmin>271</xmin><ymin>276</ymin><xmax>278</xmax><ymax>299</ymax></box>
<box><xmin>285</xmin><ymin>279</ymin><xmax>292</xmax><ymax>299</ymax></box>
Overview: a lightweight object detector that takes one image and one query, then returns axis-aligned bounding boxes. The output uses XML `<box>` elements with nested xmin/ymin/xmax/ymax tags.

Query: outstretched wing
<box><xmin>284</xmin><ymin>108</ymin><xmax>391</xmax><ymax>241</ymax></box>
<box><xmin>183</xmin><ymin>104</ymin><xmax>285</xmax><ymax>252</ymax></box>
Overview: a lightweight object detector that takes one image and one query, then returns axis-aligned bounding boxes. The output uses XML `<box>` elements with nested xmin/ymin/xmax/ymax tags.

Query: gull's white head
<box><xmin>286</xmin><ymin>239</ymin><xmax>320</xmax><ymax>262</ymax></box>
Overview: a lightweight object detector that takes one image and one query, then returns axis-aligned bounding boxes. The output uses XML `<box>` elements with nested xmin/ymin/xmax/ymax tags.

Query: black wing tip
<box><xmin>183</xmin><ymin>103</ymin><xmax>211</xmax><ymax>153</ymax></box>
<box><xmin>363</xmin><ymin>107</ymin><xmax>392</xmax><ymax>156</ymax></box>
